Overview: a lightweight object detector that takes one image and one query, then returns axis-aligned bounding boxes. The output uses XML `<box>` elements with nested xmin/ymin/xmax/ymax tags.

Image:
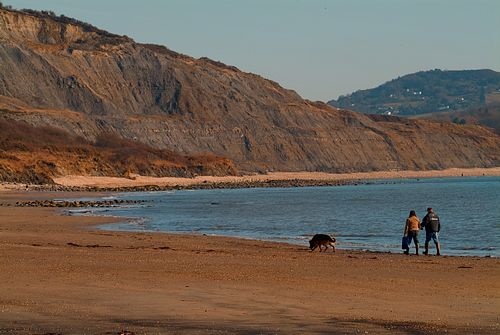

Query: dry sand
<box><xmin>44</xmin><ymin>167</ymin><xmax>500</xmax><ymax>189</ymax></box>
<box><xmin>0</xmin><ymin>190</ymin><xmax>499</xmax><ymax>334</ymax></box>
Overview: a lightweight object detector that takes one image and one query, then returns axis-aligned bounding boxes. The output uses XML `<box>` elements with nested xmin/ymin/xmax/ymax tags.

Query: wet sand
<box><xmin>0</xmin><ymin>190</ymin><xmax>499</xmax><ymax>334</ymax></box>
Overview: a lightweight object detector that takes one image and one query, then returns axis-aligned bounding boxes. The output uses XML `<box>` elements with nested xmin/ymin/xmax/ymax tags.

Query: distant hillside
<box><xmin>410</xmin><ymin>102</ymin><xmax>500</xmax><ymax>135</ymax></box>
<box><xmin>328</xmin><ymin>69</ymin><xmax>500</xmax><ymax>116</ymax></box>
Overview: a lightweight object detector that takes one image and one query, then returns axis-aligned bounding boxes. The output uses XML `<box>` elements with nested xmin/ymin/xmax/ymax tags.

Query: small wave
<box><xmin>150</xmin><ymin>190</ymin><xmax>175</xmax><ymax>196</ymax></box>
<box><xmin>125</xmin><ymin>217</ymin><xmax>149</xmax><ymax>226</ymax></box>
<box><xmin>338</xmin><ymin>233</ymin><xmax>391</xmax><ymax>238</ymax></box>
<box><xmin>482</xmin><ymin>246</ymin><xmax>497</xmax><ymax>251</ymax></box>
<box><xmin>296</xmin><ymin>233</ymin><xmax>392</xmax><ymax>240</ymax></box>
<box><xmin>265</xmin><ymin>236</ymin><xmax>307</xmax><ymax>242</ymax></box>
<box><xmin>460</xmin><ymin>246</ymin><xmax>479</xmax><ymax>250</ymax></box>
<box><xmin>457</xmin><ymin>246</ymin><xmax>497</xmax><ymax>251</ymax></box>
<box><xmin>67</xmin><ymin>209</ymin><xmax>94</xmax><ymax>215</ymax></box>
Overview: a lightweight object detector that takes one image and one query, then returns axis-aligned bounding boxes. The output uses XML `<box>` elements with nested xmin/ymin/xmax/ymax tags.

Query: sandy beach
<box><xmin>0</xmin><ymin>188</ymin><xmax>499</xmax><ymax>334</ymax></box>
<box><xmin>46</xmin><ymin>167</ymin><xmax>500</xmax><ymax>189</ymax></box>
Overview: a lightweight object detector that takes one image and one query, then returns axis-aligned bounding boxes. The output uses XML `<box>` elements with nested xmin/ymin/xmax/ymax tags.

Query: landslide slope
<box><xmin>0</xmin><ymin>117</ymin><xmax>237</xmax><ymax>184</ymax></box>
<box><xmin>1</xmin><ymin>8</ymin><xmax>499</xmax><ymax>173</ymax></box>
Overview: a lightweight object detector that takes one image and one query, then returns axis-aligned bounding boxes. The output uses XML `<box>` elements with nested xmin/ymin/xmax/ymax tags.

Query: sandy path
<box><xmin>0</xmin><ymin>191</ymin><xmax>499</xmax><ymax>334</ymax></box>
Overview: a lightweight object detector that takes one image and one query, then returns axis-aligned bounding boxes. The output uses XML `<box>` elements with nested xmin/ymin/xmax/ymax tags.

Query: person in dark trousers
<box><xmin>421</xmin><ymin>207</ymin><xmax>441</xmax><ymax>255</ymax></box>
<box><xmin>404</xmin><ymin>210</ymin><xmax>421</xmax><ymax>255</ymax></box>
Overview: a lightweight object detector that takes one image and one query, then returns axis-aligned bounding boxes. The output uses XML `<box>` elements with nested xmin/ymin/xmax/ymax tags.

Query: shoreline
<box><xmin>0</xmin><ymin>171</ymin><xmax>500</xmax><ymax>258</ymax></box>
<box><xmin>1</xmin><ymin>166</ymin><xmax>499</xmax><ymax>192</ymax></box>
<box><xmin>0</xmin><ymin>191</ymin><xmax>499</xmax><ymax>333</ymax></box>
<box><xmin>76</xmin><ymin>206</ymin><xmax>499</xmax><ymax>259</ymax></box>
<box><xmin>6</xmin><ymin>196</ymin><xmax>497</xmax><ymax>258</ymax></box>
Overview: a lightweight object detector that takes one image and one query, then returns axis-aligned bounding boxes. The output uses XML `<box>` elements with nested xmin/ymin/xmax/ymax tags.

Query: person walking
<box><xmin>403</xmin><ymin>210</ymin><xmax>421</xmax><ymax>255</ymax></box>
<box><xmin>421</xmin><ymin>207</ymin><xmax>441</xmax><ymax>256</ymax></box>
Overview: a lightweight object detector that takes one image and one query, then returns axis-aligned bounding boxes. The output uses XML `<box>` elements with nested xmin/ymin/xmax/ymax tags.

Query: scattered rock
<box><xmin>8</xmin><ymin>199</ymin><xmax>147</xmax><ymax>208</ymax></box>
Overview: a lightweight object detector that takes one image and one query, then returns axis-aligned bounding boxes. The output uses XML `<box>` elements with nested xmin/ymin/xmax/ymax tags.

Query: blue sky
<box><xmin>4</xmin><ymin>0</ymin><xmax>500</xmax><ymax>101</ymax></box>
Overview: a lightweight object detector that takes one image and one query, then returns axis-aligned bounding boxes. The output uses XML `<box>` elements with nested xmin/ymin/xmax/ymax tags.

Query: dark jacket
<box><xmin>421</xmin><ymin>212</ymin><xmax>440</xmax><ymax>232</ymax></box>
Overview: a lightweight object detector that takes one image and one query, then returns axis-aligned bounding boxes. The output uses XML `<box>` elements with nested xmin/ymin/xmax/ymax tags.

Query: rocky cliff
<box><xmin>1</xmin><ymin>8</ymin><xmax>499</xmax><ymax>174</ymax></box>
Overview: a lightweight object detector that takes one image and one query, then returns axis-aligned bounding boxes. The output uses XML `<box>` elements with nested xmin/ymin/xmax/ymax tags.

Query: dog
<box><xmin>309</xmin><ymin>234</ymin><xmax>336</xmax><ymax>252</ymax></box>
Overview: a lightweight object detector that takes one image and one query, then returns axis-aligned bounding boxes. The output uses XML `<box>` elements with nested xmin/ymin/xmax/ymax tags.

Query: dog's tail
<box><xmin>330</xmin><ymin>236</ymin><xmax>336</xmax><ymax>243</ymax></box>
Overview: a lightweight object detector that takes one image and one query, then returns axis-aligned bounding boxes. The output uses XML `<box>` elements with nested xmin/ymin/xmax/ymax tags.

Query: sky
<box><xmin>4</xmin><ymin>0</ymin><xmax>500</xmax><ymax>101</ymax></box>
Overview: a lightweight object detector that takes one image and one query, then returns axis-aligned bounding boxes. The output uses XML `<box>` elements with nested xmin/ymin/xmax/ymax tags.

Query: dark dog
<box><xmin>309</xmin><ymin>234</ymin><xmax>336</xmax><ymax>252</ymax></box>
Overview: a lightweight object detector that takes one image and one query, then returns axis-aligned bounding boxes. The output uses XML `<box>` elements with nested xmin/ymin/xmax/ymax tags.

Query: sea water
<box><xmin>69</xmin><ymin>176</ymin><xmax>500</xmax><ymax>257</ymax></box>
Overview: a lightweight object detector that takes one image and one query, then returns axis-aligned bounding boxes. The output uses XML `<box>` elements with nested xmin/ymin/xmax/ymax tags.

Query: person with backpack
<box><xmin>403</xmin><ymin>210</ymin><xmax>421</xmax><ymax>255</ymax></box>
<box><xmin>421</xmin><ymin>207</ymin><xmax>441</xmax><ymax>256</ymax></box>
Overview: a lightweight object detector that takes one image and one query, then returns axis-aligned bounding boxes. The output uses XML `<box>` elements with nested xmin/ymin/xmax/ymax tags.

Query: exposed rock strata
<box><xmin>1</xmin><ymin>8</ymin><xmax>499</xmax><ymax>173</ymax></box>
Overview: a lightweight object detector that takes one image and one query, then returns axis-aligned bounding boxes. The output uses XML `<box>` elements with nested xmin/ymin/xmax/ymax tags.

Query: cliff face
<box><xmin>1</xmin><ymin>8</ymin><xmax>499</xmax><ymax>173</ymax></box>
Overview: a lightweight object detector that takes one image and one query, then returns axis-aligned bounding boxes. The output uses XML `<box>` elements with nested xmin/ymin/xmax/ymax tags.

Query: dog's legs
<box><xmin>330</xmin><ymin>243</ymin><xmax>336</xmax><ymax>252</ymax></box>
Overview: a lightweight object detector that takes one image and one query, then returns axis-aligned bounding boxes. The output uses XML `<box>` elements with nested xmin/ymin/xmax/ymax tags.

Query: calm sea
<box><xmin>68</xmin><ymin>176</ymin><xmax>500</xmax><ymax>257</ymax></box>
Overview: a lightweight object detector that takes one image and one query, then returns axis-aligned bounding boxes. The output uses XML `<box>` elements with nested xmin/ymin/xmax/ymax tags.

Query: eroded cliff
<box><xmin>1</xmin><ymin>8</ymin><xmax>499</xmax><ymax>174</ymax></box>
